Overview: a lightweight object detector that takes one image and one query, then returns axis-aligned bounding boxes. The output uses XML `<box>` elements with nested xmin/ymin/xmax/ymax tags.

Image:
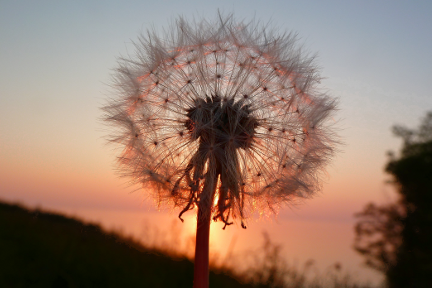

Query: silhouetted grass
<box><xmin>0</xmin><ymin>201</ymin><xmax>251</xmax><ymax>288</ymax></box>
<box><xmin>0</xmin><ymin>200</ymin><xmax>378</xmax><ymax>288</ymax></box>
<box><xmin>221</xmin><ymin>233</ymin><xmax>378</xmax><ymax>288</ymax></box>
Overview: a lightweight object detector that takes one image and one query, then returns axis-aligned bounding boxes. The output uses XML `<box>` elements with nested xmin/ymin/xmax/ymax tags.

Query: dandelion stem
<box><xmin>193</xmin><ymin>202</ymin><xmax>212</xmax><ymax>288</ymax></box>
<box><xmin>193</xmin><ymin>156</ymin><xmax>218</xmax><ymax>288</ymax></box>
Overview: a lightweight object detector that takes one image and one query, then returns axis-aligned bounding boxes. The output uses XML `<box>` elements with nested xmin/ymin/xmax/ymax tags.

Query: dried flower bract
<box><xmin>104</xmin><ymin>14</ymin><xmax>337</xmax><ymax>228</ymax></box>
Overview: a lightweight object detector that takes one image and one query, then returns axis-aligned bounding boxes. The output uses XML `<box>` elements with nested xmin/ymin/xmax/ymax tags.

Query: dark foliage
<box><xmin>0</xmin><ymin>201</ymin><xmax>251</xmax><ymax>288</ymax></box>
<box><xmin>354</xmin><ymin>112</ymin><xmax>432</xmax><ymax>288</ymax></box>
<box><xmin>353</xmin><ymin>203</ymin><xmax>403</xmax><ymax>272</ymax></box>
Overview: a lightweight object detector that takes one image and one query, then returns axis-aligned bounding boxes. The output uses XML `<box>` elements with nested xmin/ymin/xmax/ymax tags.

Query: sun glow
<box><xmin>212</xmin><ymin>183</ymin><xmax>221</xmax><ymax>219</ymax></box>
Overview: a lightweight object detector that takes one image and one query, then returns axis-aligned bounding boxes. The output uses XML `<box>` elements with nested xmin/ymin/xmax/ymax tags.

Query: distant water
<box><xmin>55</xmin><ymin>205</ymin><xmax>384</xmax><ymax>286</ymax></box>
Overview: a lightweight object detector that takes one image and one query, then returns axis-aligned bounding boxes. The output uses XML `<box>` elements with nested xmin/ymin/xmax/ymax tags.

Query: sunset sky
<box><xmin>1</xmin><ymin>1</ymin><xmax>432</xmax><ymax>285</ymax></box>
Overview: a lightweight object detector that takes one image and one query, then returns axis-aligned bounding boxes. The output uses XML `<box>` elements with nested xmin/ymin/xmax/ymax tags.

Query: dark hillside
<box><xmin>0</xmin><ymin>201</ymin><xmax>250</xmax><ymax>288</ymax></box>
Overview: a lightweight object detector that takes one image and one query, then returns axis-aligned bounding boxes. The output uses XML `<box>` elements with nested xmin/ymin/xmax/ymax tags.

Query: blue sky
<box><xmin>2</xmin><ymin>0</ymin><xmax>431</xmax><ymax>207</ymax></box>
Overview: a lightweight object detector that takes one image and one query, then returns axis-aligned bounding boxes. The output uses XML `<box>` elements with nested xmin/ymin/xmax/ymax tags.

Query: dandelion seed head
<box><xmin>103</xmin><ymin>14</ymin><xmax>338</xmax><ymax>228</ymax></box>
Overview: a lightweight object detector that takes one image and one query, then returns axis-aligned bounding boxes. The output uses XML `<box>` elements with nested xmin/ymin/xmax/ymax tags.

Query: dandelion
<box><xmin>103</xmin><ymin>14</ymin><xmax>337</xmax><ymax>288</ymax></box>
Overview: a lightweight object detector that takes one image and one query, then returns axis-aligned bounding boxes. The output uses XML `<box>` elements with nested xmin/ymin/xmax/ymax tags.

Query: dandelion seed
<box><xmin>103</xmin><ymin>13</ymin><xmax>338</xmax><ymax>288</ymax></box>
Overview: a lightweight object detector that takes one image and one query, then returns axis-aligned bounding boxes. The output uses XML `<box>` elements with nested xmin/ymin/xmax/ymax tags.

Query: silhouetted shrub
<box><xmin>354</xmin><ymin>112</ymin><xmax>432</xmax><ymax>287</ymax></box>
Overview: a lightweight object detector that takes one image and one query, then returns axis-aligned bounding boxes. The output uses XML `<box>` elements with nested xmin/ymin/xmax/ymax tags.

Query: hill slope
<box><xmin>0</xmin><ymin>201</ymin><xmax>251</xmax><ymax>288</ymax></box>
